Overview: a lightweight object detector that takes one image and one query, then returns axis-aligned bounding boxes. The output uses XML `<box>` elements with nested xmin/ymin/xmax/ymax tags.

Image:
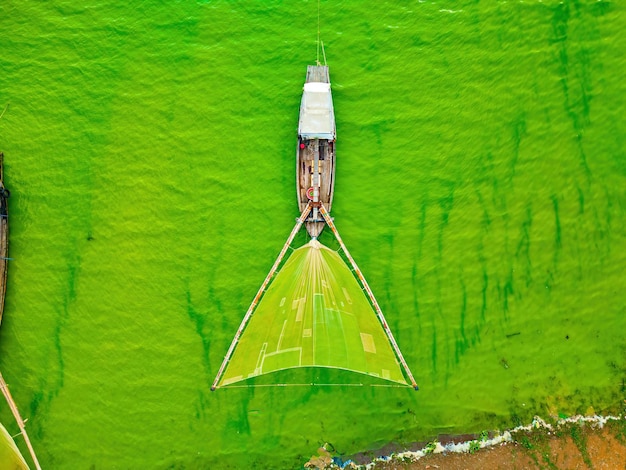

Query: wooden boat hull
<box><xmin>296</xmin><ymin>65</ymin><xmax>336</xmax><ymax>237</ymax></box>
<box><xmin>0</xmin><ymin>153</ymin><xmax>7</xmax><ymax>326</ymax></box>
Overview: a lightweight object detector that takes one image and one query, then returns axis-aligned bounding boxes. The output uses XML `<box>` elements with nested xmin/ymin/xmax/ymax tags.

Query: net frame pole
<box><xmin>319</xmin><ymin>204</ymin><xmax>419</xmax><ymax>390</ymax></box>
<box><xmin>0</xmin><ymin>372</ymin><xmax>42</xmax><ymax>470</ymax></box>
<box><xmin>211</xmin><ymin>202</ymin><xmax>313</xmax><ymax>390</ymax></box>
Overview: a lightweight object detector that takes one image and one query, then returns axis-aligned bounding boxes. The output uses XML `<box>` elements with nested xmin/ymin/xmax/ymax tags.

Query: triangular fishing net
<box><xmin>218</xmin><ymin>240</ymin><xmax>408</xmax><ymax>387</ymax></box>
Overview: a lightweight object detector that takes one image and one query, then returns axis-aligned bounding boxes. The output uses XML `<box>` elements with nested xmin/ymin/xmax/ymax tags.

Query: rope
<box><xmin>220</xmin><ymin>383</ymin><xmax>411</xmax><ymax>389</ymax></box>
<box><xmin>317</xmin><ymin>0</ymin><xmax>320</xmax><ymax>65</ymax></box>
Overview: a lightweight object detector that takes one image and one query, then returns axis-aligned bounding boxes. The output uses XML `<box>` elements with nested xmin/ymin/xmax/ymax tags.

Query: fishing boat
<box><xmin>0</xmin><ymin>152</ymin><xmax>40</xmax><ymax>468</ymax></box>
<box><xmin>297</xmin><ymin>65</ymin><xmax>336</xmax><ymax>238</ymax></box>
<box><xmin>211</xmin><ymin>60</ymin><xmax>419</xmax><ymax>391</ymax></box>
<box><xmin>0</xmin><ymin>152</ymin><xmax>9</xmax><ymax>325</ymax></box>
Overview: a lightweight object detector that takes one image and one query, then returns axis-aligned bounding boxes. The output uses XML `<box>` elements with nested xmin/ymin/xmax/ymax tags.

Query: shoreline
<box><xmin>306</xmin><ymin>413</ymin><xmax>626</xmax><ymax>469</ymax></box>
<box><xmin>368</xmin><ymin>414</ymin><xmax>624</xmax><ymax>468</ymax></box>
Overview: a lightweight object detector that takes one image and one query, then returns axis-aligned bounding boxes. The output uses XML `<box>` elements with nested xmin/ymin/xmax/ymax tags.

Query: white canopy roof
<box><xmin>298</xmin><ymin>82</ymin><xmax>336</xmax><ymax>140</ymax></box>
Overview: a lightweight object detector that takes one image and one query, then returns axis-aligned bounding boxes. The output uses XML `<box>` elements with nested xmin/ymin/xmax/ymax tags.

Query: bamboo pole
<box><xmin>0</xmin><ymin>103</ymin><xmax>8</xmax><ymax>120</ymax></box>
<box><xmin>0</xmin><ymin>372</ymin><xmax>43</xmax><ymax>469</ymax></box>
<box><xmin>211</xmin><ymin>202</ymin><xmax>313</xmax><ymax>390</ymax></box>
<box><xmin>319</xmin><ymin>204</ymin><xmax>419</xmax><ymax>390</ymax></box>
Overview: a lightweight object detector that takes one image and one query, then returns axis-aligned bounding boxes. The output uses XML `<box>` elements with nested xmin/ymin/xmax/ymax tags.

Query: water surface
<box><xmin>0</xmin><ymin>1</ymin><xmax>625</xmax><ymax>468</ymax></box>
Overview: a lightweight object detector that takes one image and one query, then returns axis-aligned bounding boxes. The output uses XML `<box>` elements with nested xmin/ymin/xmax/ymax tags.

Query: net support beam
<box><xmin>0</xmin><ymin>372</ymin><xmax>42</xmax><ymax>470</ymax></box>
<box><xmin>319</xmin><ymin>204</ymin><xmax>419</xmax><ymax>390</ymax></box>
<box><xmin>211</xmin><ymin>202</ymin><xmax>313</xmax><ymax>390</ymax></box>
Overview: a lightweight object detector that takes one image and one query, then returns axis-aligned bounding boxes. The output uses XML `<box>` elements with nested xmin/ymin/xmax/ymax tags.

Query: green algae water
<box><xmin>0</xmin><ymin>0</ymin><xmax>625</xmax><ymax>467</ymax></box>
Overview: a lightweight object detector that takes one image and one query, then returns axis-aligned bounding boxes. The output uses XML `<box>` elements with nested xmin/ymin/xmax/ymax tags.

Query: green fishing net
<box><xmin>219</xmin><ymin>240</ymin><xmax>408</xmax><ymax>387</ymax></box>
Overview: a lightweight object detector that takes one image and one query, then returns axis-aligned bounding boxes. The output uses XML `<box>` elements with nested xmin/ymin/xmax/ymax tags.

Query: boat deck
<box><xmin>306</xmin><ymin>65</ymin><xmax>330</xmax><ymax>83</ymax></box>
<box><xmin>297</xmin><ymin>65</ymin><xmax>336</xmax><ymax>238</ymax></box>
<box><xmin>297</xmin><ymin>139</ymin><xmax>334</xmax><ymax>212</ymax></box>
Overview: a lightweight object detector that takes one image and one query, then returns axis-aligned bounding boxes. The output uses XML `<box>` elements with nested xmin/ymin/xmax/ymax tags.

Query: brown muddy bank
<box><xmin>371</xmin><ymin>417</ymin><xmax>626</xmax><ymax>470</ymax></box>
